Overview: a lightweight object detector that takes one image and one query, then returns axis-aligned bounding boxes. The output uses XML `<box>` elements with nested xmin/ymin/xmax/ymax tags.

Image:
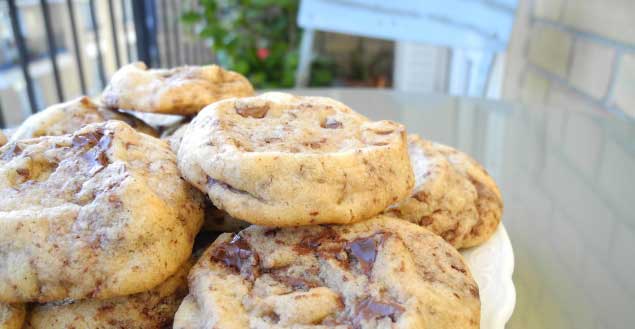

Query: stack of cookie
<box><xmin>0</xmin><ymin>62</ymin><xmax>502</xmax><ymax>329</ymax></box>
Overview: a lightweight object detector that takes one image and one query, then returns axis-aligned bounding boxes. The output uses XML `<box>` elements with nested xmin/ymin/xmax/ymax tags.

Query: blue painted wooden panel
<box><xmin>298</xmin><ymin>0</ymin><xmax>518</xmax><ymax>52</ymax></box>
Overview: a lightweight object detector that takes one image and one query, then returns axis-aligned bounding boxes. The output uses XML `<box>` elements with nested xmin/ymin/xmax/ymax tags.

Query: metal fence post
<box><xmin>7</xmin><ymin>0</ymin><xmax>39</xmax><ymax>114</ymax></box>
<box><xmin>132</xmin><ymin>0</ymin><xmax>159</xmax><ymax>67</ymax></box>
<box><xmin>66</xmin><ymin>0</ymin><xmax>87</xmax><ymax>94</ymax></box>
<box><xmin>89</xmin><ymin>0</ymin><xmax>107</xmax><ymax>88</ymax></box>
<box><xmin>40</xmin><ymin>0</ymin><xmax>65</xmax><ymax>102</ymax></box>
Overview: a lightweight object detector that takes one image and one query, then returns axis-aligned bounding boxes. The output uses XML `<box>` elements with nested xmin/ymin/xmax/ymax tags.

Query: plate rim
<box><xmin>493</xmin><ymin>225</ymin><xmax>516</xmax><ymax>327</ymax></box>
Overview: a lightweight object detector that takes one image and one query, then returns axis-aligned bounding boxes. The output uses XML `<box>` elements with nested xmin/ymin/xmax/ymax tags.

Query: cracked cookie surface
<box><xmin>10</xmin><ymin>97</ymin><xmax>157</xmax><ymax>141</ymax></box>
<box><xmin>178</xmin><ymin>92</ymin><xmax>414</xmax><ymax>226</ymax></box>
<box><xmin>25</xmin><ymin>260</ymin><xmax>192</xmax><ymax>329</ymax></box>
<box><xmin>102</xmin><ymin>62</ymin><xmax>254</xmax><ymax>115</ymax></box>
<box><xmin>385</xmin><ymin>135</ymin><xmax>502</xmax><ymax>249</ymax></box>
<box><xmin>173</xmin><ymin>215</ymin><xmax>480</xmax><ymax>329</ymax></box>
<box><xmin>0</xmin><ymin>121</ymin><xmax>203</xmax><ymax>303</ymax></box>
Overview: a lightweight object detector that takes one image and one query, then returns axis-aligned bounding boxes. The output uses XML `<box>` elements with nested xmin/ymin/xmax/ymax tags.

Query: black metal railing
<box><xmin>1</xmin><ymin>0</ymin><xmax>212</xmax><ymax>128</ymax></box>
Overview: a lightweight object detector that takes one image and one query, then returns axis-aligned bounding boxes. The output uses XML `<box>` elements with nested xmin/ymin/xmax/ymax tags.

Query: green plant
<box><xmin>182</xmin><ymin>0</ymin><xmax>331</xmax><ymax>89</ymax></box>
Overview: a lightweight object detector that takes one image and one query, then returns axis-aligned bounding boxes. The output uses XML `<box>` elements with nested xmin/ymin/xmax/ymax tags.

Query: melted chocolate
<box><xmin>347</xmin><ymin>236</ymin><xmax>378</xmax><ymax>275</ymax></box>
<box><xmin>346</xmin><ymin>232</ymin><xmax>392</xmax><ymax>276</ymax></box>
<box><xmin>271</xmin><ymin>273</ymin><xmax>320</xmax><ymax>291</ymax></box>
<box><xmin>71</xmin><ymin>129</ymin><xmax>113</xmax><ymax>175</ymax></box>
<box><xmin>83</xmin><ymin>133</ymin><xmax>112</xmax><ymax>175</ymax></box>
<box><xmin>322</xmin><ymin>117</ymin><xmax>343</xmax><ymax>129</ymax></box>
<box><xmin>353</xmin><ymin>297</ymin><xmax>404</xmax><ymax>327</ymax></box>
<box><xmin>235</xmin><ymin>104</ymin><xmax>269</xmax><ymax>118</ymax></box>
<box><xmin>294</xmin><ymin>227</ymin><xmax>341</xmax><ymax>255</ymax></box>
<box><xmin>211</xmin><ymin>234</ymin><xmax>259</xmax><ymax>279</ymax></box>
<box><xmin>72</xmin><ymin>131</ymin><xmax>101</xmax><ymax>149</ymax></box>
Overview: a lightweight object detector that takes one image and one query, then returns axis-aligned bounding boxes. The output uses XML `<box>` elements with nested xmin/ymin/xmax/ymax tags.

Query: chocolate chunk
<box><xmin>353</xmin><ymin>297</ymin><xmax>404</xmax><ymax>327</ymax></box>
<box><xmin>16</xmin><ymin>167</ymin><xmax>30</xmax><ymax>178</ymax></box>
<box><xmin>271</xmin><ymin>273</ymin><xmax>320</xmax><ymax>291</ymax></box>
<box><xmin>346</xmin><ymin>233</ymin><xmax>392</xmax><ymax>275</ymax></box>
<box><xmin>72</xmin><ymin>130</ymin><xmax>104</xmax><ymax>149</ymax></box>
<box><xmin>294</xmin><ymin>227</ymin><xmax>341</xmax><ymax>255</ymax></box>
<box><xmin>322</xmin><ymin>117</ymin><xmax>343</xmax><ymax>129</ymax></box>
<box><xmin>211</xmin><ymin>234</ymin><xmax>259</xmax><ymax>279</ymax></box>
<box><xmin>81</xmin><ymin>132</ymin><xmax>113</xmax><ymax>176</ymax></box>
<box><xmin>211</xmin><ymin>234</ymin><xmax>252</xmax><ymax>270</ymax></box>
<box><xmin>347</xmin><ymin>237</ymin><xmax>378</xmax><ymax>275</ymax></box>
<box><xmin>235</xmin><ymin>103</ymin><xmax>269</xmax><ymax>118</ymax></box>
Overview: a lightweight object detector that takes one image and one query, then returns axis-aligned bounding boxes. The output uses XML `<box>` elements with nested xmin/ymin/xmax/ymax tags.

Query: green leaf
<box><xmin>281</xmin><ymin>69</ymin><xmax>295</xmax><ymax>87</ymax></box>
<box><xmin>233</xmin><ymin>60</ymin><xmax>250</xmax><ymax>74</ymax></box>
<box><xmin>249</xmin><ymin>72</ymin><xmax>267</xmax><ymax>88</ymax></box>
<box><xmin>181</xmin><ymin>11</ymin><xmax>202</xmax><ymax>24</ymax></box>
<box><xmin>310</xmin><ymin>68</ymin><xmax>334</xmax><ymax>87</ymax></box>
<box><xmin>182</xmin><ymin>0</ymin><xmax>332</xmax><ymax>88</ymax></box>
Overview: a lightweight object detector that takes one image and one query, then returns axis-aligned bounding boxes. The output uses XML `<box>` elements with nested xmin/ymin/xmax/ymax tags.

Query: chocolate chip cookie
<box><xmin>164</xmin><ymin>123</ymin><xmax>189</xmax><ymax>154</ymax></box>
<box><xmin>203</xmin><ymin>200</ymin><xmax>250</xmax><ymax>232</ymax></box>
<box><xmin>25</xmin><ymin>260</ymin><xmax>192</xmax><ymax>329</ymax></box>
<box><xmin>0</xmin><ymin>121</ymin><xmax>203</xmax><ymax>303</ymax></box>
<box><xmin>173</xmin><ymin>215</ymin><xmax>480</xmax><ymax>329</ymax></box>
<box><xmin>385</xmin><ymin>135</ymin><xmax>502</xmax><ymax>249</ymax></box>
<box><xmin>10</xmin><ymin>97</ymin><xmax>157</xmax><ymax>141</ymax></box>
<box><xmin>178</xmin><ymin>92</ymin><xmax>414</xmax><ymax>226</ymax></box>
<box><xmin>160</xmin><ymin>122</ymin><xmax>249</xmax><ymax>232</ymax></box>
<box><xmin>101</xmin><ymin>62</ymin><xmax>254</xmax><ymax>115</ymax></box>
<box><xmin>0</xmin><ymin>303</ymin><xmax>25</xmax><ymax>329</ymax></box>
<box><xmin>0</xmin><ymin>131</ymin><xmax>6</xmax><ymax>147</ymax></box>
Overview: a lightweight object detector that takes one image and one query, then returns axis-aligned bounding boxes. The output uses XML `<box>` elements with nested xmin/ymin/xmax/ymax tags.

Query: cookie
<box><xmin>131</xmin><ymin>111</ymin><xmax>188</xmax><ymax>135</ymax></box>
<box><xmin>178</xmin><ymin>92</ymin><xmax>414</xmax><ymax>226</ymax></box>
<box><xmin>203</xmin><ymin>200</ymin><xmax>250</xmax><ymax>232</ymax></box>
<box><xmin>433</xmin><ymin>140</ymin><xmax>503</xmax><ymax>247</ymax></box>
<box><xmin>385</xmin><ymin>135</ymin><xmax>502</xmax><ymax>249</ymax></box>
<box><xmin>1</xmin><ymin>129</ymin><xmax>14</xmax><ymax>146</ymax></box>
<box><xmin>0</xmin><ymin>121</ymin><xmax>203</xmax><ymax>303</ymax></box>
<box><xmin>10</xmin><ymin>97</ymin><xmax>157</xmax><ymax>141</ymax></box>
<box><xmin>173</xmin><ymin>215</ymin><xmax>480</xmax><ymax>329</ymax></box>
<box><xmin>161</xmin><ymin>124</ymin><xmax>248</xmax><ymax>232</ymax></box>
<box><xmin>164</xmin><ymin>123</ymin><xmax>190</xmax><ymax>154</ymax></box>
<box><xmin>101</xmin><ymin>62</ymin><xmax>254</xmax><ymax>115</ymax></box>
<box><xmin>25</xmin><ymin>260</ymin><xmax>192</xmax><ymax>329</ymax></box>
<box><xmin>0</xmin><ymin>304</ymin><xmax>25</xmax><ymax>329</ymax></box>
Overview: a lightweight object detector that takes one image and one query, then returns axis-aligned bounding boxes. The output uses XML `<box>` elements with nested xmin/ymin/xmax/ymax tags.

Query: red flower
<box><xmin>257</xmin><ymin>47</ymin><xmax>269</xmax><ymax>60</ymax></box>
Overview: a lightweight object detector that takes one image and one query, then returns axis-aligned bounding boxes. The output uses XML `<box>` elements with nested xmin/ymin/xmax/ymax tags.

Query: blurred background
<box><xmin>0</xmin><ymin>0</ymin><xmax>633</xmax><ymax>127</ymax></box>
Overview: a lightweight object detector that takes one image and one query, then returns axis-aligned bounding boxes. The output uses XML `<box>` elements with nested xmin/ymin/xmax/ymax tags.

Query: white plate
<box><xmin>461</xmin><ymin>225</ymin><xmax>516</xmax><ymax>329</ymax></box>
